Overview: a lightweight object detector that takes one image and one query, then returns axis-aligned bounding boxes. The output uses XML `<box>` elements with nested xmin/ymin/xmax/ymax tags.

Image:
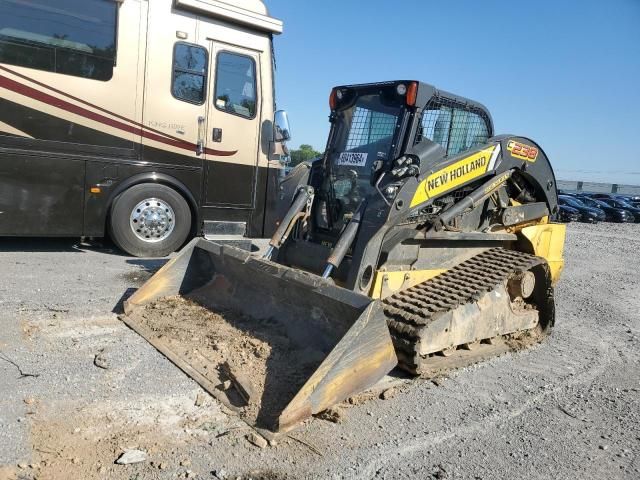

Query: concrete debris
<box><xmin>246</xmin><ymin>432</ymin><xmax>268</xmax><ymax>449</ymax></box>
<box><xmin>431</xmin><ymin>464</ymin><xmax>448</xmax><ymax>479</ymax></box>
<box><xmin>212</xmin><ymin>468</ymin><xmax>227</xmax><ymax>479</ymax></box>
<box><xmin>94</xmin><ymin>352</ymin><xmax>110</xmax><ymax>370</ymax></box>
<box><xmin>115</xmin><ymin>449</ymin><xmax>147</xmax><ymax>465</ymax></box>
<box><xmin>195</xmin><ymin>392</ymin><xmax>206</xmax><ymax>407</ymax></box>
<box><xmin>380</xmin><ymin>388</ymin><xmax>396</xmax><ymax>400</ymax></box>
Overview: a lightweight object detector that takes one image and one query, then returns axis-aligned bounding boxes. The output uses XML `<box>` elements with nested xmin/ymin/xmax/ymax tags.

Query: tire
<box><xmin>109</xmin><ymin>183</ymin><xmax>192</xmax><ymax>257</ymax></box>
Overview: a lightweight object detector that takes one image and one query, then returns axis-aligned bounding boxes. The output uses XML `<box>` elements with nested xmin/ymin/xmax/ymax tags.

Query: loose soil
<box><xmin>133</xmin><ymin>295</ymin><xmax>326</xmax><ymax>430</ymax></box>
<box><xmin>26</xmin><ymin>393</ymin><xmax>234</xmax><ymax>480</ymax></box>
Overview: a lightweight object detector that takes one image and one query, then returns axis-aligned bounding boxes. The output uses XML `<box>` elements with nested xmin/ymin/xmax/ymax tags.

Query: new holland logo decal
<box><xmin>410</xmin><ymin>146</ymin><xmax>497</xmax><ymax>208</ymax></box>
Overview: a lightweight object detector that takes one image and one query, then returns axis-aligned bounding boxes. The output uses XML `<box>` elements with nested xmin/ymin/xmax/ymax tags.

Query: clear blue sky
<box><xmin>267</xmin><ymin>0</ymin><xmax>640</xmax><ymax>185</ymax></box>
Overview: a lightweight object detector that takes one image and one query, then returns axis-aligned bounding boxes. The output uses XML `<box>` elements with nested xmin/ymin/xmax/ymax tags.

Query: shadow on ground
<box><xmin>0</xmin><ymin>237</ymin><xmax>125</xmax><ymax>255</ymax></box>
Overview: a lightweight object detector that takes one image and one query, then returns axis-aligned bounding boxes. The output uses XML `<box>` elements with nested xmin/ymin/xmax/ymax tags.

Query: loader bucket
<box><xmin>123</xmin><ymin>238</ymin><xmax>397</xmax><ymax>434</ymax></box>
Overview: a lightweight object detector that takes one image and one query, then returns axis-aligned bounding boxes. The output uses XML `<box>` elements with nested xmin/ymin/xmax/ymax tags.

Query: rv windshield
<box><xmin>323</xmin><ymin>94</ymin><xmax>403</xmax><ymax>224</ymax></box>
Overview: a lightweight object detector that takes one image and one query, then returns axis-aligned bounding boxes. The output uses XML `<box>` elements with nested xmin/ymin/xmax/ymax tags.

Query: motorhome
<box><xmin>0</xmin><ymin>0</ymin><xmax>289</xmax><ymax>256</ymax></box>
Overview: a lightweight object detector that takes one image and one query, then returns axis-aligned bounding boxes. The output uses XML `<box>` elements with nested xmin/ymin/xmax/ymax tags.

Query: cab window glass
<box><xmin>416</xmin><ymin>101</ymin><xmax>490</xmax><ymax>156</ymax></box>
<box><xmin>448</xmin><ymin>109</ymin><xmax>489</xmax><ymax>156</ymax></box>
<box><xmin>345</xmin><ymin>108</ymin><xmax>397</xmax><ymax>152</ymax></box>
<box><xmin>0</xmin><ymin>0</ymin><xmax>117</xmax><ymax>81</ymax></box>
<box><xmin>416</xmin><ymin>106</ymin><xmax>453</xmax><ymax>152</ymax></box>
<box><xmin>214</xmin><ymin>52</ymin><xmax>257</xmax><ymax>119</ymax></box>
<box><xmin>172</xmin><ymin>43</ymin><xmax>208</xmax><ymax>104</ymax></box>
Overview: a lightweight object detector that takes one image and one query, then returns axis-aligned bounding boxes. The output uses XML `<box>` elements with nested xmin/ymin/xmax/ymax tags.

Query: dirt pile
<box><xmin>135</xmin><ymin>296</ymin><xmax>326</xmax><ymax>429</ymax></box>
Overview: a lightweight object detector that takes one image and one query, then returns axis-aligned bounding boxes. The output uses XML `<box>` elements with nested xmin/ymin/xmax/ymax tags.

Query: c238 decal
<box><xmin>507</xmin><ymin>140</ymin><xmax>538</xmax><ymax>162</ymax></box>
<box><xmin>410</xmin><ymin>145</ymin><xmax>497</xmax><ymax>208</ymax></box>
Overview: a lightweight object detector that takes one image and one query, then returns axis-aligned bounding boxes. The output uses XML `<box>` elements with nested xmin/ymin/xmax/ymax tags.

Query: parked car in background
<box><xmin>615</xmin><ymin>194</ymin><xmax>640</xmax><ymax>208</ymax></box>
<box><xmin>575</xmin><ymin>196</ymin><xmax>636</xmax><ymax>223</ymax></box>
<box><xmin>587</xmin><ymin>193</ymin><xmax>640</xmax><ymax>205</ymax></box>
<box><xmin>558</xmin><ymin>191</ymin><xmax>581</xmax><ymax>198</ymax></box>
<box><xmin>598</xmin><ymin>198</ymin><xmax>640</xmax><ymax>223</ymax></box>
<box><xmin>587</xmin><ymin>193</ymin><xmax>620</xmax><ymax>200</ymax></box>
<box><xmin>619</xmin><ymin>194</ymin><xmax>640</xmax><ymax>201</ymax></box>
<box><xmin>558</xmin><ymin>195</ymin><xmax>606</xmax><ymax>223</ymax></box>
<box><xmin>558</xmin><ymin>205</ymin><xmax>581</xmax><ymax>223</ymax></box>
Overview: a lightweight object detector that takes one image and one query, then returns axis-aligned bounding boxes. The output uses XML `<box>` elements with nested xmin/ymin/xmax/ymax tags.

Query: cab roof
<box><xmin>336</xmin><ymin>80</ymin><xmax>493</xmax><ymax>130</ymax></box>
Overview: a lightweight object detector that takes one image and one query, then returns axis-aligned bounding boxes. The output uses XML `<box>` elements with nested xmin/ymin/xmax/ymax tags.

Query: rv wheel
<box><xmin>109</xmin><ymin>184</ymin><xmax>191</xmax><ymax>257</ymax></box>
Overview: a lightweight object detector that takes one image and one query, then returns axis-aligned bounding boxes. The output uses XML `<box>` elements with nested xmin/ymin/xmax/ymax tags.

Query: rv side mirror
<box><xmin>274</xmin><ymin>110</ymin><xmax>291</xmax><ymax>142</ymax></box>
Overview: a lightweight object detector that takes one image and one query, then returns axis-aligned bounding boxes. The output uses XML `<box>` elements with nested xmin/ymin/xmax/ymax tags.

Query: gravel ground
<box><xmin>0</xmin><ymin>223</ymin><xmax>639</xmax><ymax>479</ymax></box>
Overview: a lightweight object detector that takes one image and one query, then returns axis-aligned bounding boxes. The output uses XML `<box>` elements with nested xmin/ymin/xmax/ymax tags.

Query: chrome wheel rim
<box><xmin>129</xmin><ymin>198</ymin><xmax>175</xmax><ymax>243</ymax></box>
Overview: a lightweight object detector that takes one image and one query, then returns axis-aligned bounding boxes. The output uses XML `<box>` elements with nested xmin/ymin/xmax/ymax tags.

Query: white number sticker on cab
<box><xmin>337</xmin><ymin>152</ymin><xmax>368</xmax><ymax>167</ymax></box>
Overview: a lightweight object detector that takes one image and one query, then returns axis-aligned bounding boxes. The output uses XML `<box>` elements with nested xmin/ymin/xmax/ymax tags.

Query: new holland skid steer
<box><xmin>123</xmin><ymin>81</ymin><xmax>566</xmax><ymax>435</ymax></box>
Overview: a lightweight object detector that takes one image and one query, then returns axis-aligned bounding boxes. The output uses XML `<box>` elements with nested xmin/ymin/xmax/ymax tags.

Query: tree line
<box><xmin>288</xmin><ymin>144</ymin><xmax>322</xmax><ymax>167</ymax></box>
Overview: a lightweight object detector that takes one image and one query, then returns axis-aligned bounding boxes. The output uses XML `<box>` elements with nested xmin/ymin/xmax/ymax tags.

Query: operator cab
<box><xmin>311</xmin><ymin>81</ymin><xmax>493</xmax><ymax>242</ymax></box>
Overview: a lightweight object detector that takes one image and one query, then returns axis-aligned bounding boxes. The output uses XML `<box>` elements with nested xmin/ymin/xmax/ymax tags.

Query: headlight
<box><xmin>396</xmin><ymin>83</ymin><xmax>407</xmax><ymax>96</ymax></box>
<box><xmin>385</xmin><ymin>185</ymin><xmax>398</xmax><ymax>199</ymax></box>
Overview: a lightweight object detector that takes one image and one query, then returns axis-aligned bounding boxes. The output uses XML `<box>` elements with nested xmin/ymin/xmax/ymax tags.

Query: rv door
<box><xmin>142</xmin><ymin>8</ymin><xmax>208</xmax><ymax>171</ymax></box>
<box><xmin>203</xmin><ymin>44</ymin><xmax>261</xmax><ymax>208</ymax></box>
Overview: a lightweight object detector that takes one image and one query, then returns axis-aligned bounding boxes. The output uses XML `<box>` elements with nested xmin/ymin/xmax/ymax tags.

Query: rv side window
<box><xmin>172</xmin><ymin>43</ymin><xmax>208</xmax><ymax>105</ymax></box>
<box><xmin>214</xmin><ymin>52</ymin><xmax>257</xmax><ymax>119</ymax></box>
<box><xmin>0</xmin><ymin>0</ymin><xmax>117</xmax><ymax>81</ymax></box>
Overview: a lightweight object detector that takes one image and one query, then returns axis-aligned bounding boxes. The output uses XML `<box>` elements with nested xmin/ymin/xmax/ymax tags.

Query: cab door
<box><xmin>203</xmin><ymin>43</ymin><xmax>261</xmax><ymax>208</ymax></box>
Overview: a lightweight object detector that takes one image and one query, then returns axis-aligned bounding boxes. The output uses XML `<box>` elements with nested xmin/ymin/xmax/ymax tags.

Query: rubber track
<box><xmin>383</xmin><ymin>248</ymin><xmax>546</xmax><ymax>372</ymax></box>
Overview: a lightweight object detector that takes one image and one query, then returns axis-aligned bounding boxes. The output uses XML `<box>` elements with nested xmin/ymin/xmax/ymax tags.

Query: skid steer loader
<box><xmin>122</xmin><ymin>81</ymin><xmax>565</xmax><ymax>435</ymax></box>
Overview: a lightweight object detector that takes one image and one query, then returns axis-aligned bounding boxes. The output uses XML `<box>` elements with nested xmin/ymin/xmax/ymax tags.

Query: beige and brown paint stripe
<box><xmin>0</xmin><ymin>119</ymin><xmax>32</xmax><ymax>138</ymax></box>
<box><xmin>0</xmin><ymin>65</ymin><xmax>236</xmax><ymax>157</ymax></box>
